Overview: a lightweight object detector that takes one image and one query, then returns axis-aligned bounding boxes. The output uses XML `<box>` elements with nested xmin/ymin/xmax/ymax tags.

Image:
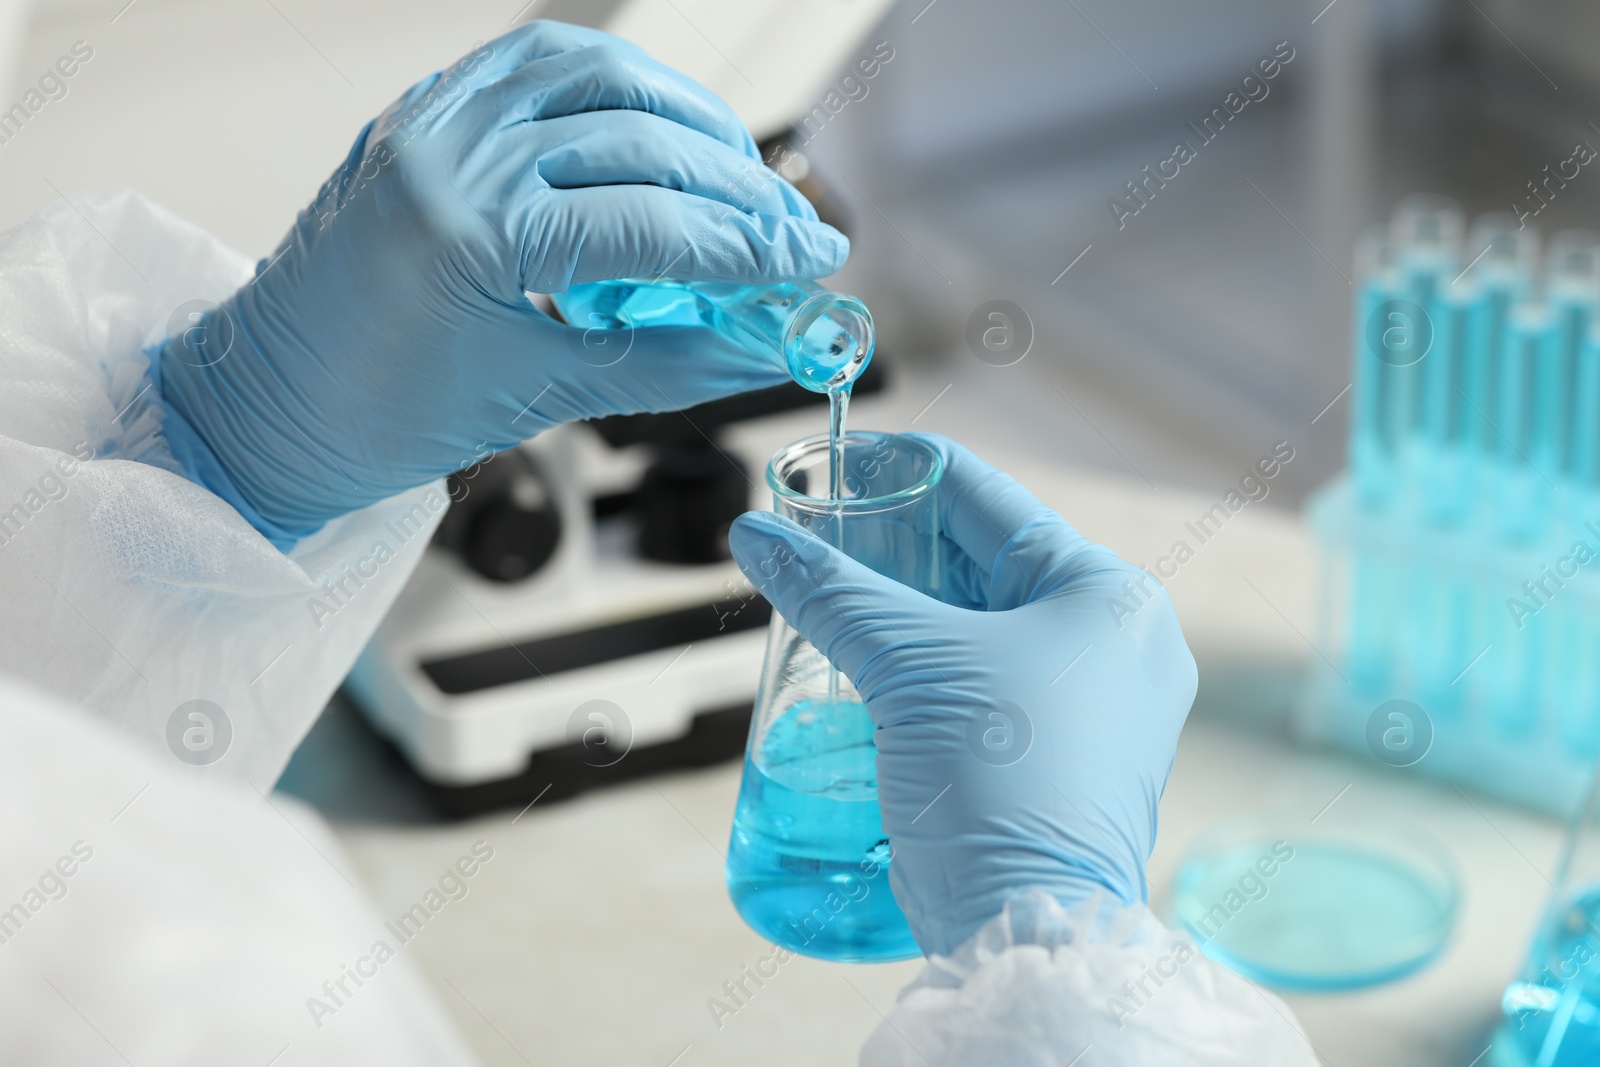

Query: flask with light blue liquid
<box><xmin>722</xmin><ymin>431</ymin><xmax>943</xmax><ymax>964</ymax></box>
<box><xmin>557</xmin><ymin>277</ymin><xmax>919</xmax><ymax>962</ymax></box>
<box><xmin>1497</xmin><ymin>761</ymin><xmax>1600</xmax><ymax>1067</ymax></box>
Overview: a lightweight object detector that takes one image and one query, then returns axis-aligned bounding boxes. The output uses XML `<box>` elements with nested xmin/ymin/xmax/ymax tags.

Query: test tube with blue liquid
<box><xmin>555</xmin><ymin>277</ymin><xmax>871</xmax><ymax>538</ymax></box>
<box><xmin>1345</xmin><ymin>227</ymin><xmax>1422</xmax><ymax>689</ymax></box>
<box><xmin>1495</xmin><ymin>303</ymin><xmax>1556</xmax><ymax>544</ymax></box>
<box><xmin>1570</xmin><ymin>312</ymin><xmax>1600</xmax><ymax>505</ymax></box>
<box><xmin>1476</xmin><ymin>302</ymin><xmax>1552</xmax><ymax>739</ymax></box>
<box><xmin>1545</xmin><ymin>233</ymin><xmax>1600</xmax><ymax>520</ymax></box>
<box><xmin>1391</xmin><ymin>196</ymin><xmax>1464</xmax><ymax>497</ymax></box>
<box><xmin>1421</xmin><ymin>278</ymin><xmax>1475</xmax><ymax>525</ymax></box>
<box><xmin>1461</xmin><ymin>215</ymin><xmax>1539</xmax><ymax>502</ymax></box>
<box><xmin>1412</xmin><ymin>276</ymin><xmax>1479</xmax><ymax>707</ymax></box>
<box><xmin>552</xmin><ymin>278</ymin><xmax>873</xmax><ymax>395</ymax></box>
<box><xmin>1545</xmin><ymin>236</ymin><xmax>1600</xmax><ymax>763</ymax></box>
<box><xmin>1457</xmin><ymin>220</ymin><xmax>1539</xmax><ymax>722</ymax></box>
<box><xmin>1348</xmin><ymin>226</ymin><xmax>1403</xmax><ymax>511</ymax></box>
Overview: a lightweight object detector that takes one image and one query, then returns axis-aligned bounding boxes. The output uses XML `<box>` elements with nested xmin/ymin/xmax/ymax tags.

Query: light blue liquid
<box><xmin>553</xmin><ymin>279</ymin><xmax>872</xmax><ymax>394</ymax></box>
<box><xmin>1498</xmin><ymin>887</ymin><xmax>1600</xmax><ymax>1067</ymax></box>
<box><xmin>725</xmin><ymin>699</ymin><xmax>918</xmax><ymax>963</ymax></box>
<box><xmin>1172</xmin><ymin>841</ymin><xmax>1454</xmax><ymax>990</ymax></box>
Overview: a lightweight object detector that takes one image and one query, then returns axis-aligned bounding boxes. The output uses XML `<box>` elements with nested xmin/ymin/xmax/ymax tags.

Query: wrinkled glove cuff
<box><xmin>147</xmin><ymin>341</ymin><xmax>312</xmax><ymax>552</ymax></box>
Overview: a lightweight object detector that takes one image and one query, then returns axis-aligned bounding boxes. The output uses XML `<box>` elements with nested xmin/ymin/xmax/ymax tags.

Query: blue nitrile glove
<box><xmin>726</xmin><ymin>435</ymin><xmax>1198</xmax><ymax>958</ymax></box>
<box><xmin>152</xmin><ymin>20</ymin><xmax>846</xmax><ymax>547</ymax></box>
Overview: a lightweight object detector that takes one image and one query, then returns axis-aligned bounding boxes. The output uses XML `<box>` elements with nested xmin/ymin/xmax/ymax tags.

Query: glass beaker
<box><xmin>1495</xmin><ymin>760</ymin><xmax>1600</xmax><ymax>1066</ymax></box>
<box><xmin>551</xmin><ymin>279</ymin><xmax>874</xmax><ymax>393</ymax></box>
<box><xmin>725</xmin><ymin>431</ymin><xmax>943</xmax><ymax>963</ymax></box>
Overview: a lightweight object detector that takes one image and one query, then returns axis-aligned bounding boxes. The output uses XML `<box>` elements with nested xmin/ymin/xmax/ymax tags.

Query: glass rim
<box><xmin>766</xmin><ymin>430</ymin><xmax>943</xmax><ymax>513</ymax></box>
<box><xmin>781</xmin><ymin>291</ymin><xmax>873</xmax><ymax>394</ymax></box>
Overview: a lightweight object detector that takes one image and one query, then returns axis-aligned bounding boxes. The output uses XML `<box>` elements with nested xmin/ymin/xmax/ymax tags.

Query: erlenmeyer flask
<box><xmin>725</xmin><ymin>431</ymin><xmax>944</xmax><ymax>963</ymax></box>
<box><xmin>551</xmin><ymin>278</ymin><xmax>873</xmax><ymax>393</ymax></box>
<box><xmin>1496</xmin><ymin>757</ymin><xmax>1600</xmax><ymax>1065</ymax></box>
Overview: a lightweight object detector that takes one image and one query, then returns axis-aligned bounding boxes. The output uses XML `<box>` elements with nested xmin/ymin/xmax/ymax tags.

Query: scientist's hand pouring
<box><xmin>152</xmin><ymin>21</ymin><xmax>845</xmax><ymax>547</ymax></box>
<box><xmin>728</xmin><ymin>434</ymin><xmax>1198</xmax><ymax>957</ymax></box>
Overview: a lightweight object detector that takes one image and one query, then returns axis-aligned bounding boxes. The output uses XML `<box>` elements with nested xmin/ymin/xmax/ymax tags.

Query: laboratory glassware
<box><xmin>551</xmin><ymin>278</ymin><xmax>874</xmax><ymax>394</ymax></box>
<box><xmin>725</xmin><ymin>431</ymin><xmax>943</xmax><ymax>963</ymax></box>
<box><xmin>1169</xmin><ymin>813</ymin><xmax>1457</xmax><ymax>991</ymax></box>
<box><xmin>1300</xmin><ymin>205</ymin><xmax>1600</xmax><ymax>816</ymax></box>
<box><xmin>1496</xmin><ymin>759</ymin><xmax>1600</xmax><ymax>1067</ymax></box>
<box><xmin>1390</xmin><ymin>193</ymin><xmax>1465</xmax><ymax>303</ymax></box>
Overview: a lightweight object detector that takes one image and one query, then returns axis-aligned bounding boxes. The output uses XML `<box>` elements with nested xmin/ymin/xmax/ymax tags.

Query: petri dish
<box><xmin>1167</xmin><ymin>816</ymin><xmax>1459</xmax><ymax>991</ymax></box>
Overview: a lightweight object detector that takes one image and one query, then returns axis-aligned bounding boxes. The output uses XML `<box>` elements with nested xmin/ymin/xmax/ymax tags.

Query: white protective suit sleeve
<box><xmin>0</xmin><ymin>189</ymin><xmax>446</xmax><ymax>788</ymax></box>
<box><xmin>860</xmin><ymin>890</ymin><xmax>1319</xmax><ymax>1066</ymax></box>
<box><xmin>0</xmin><ymin>674</ymin><xmax>482</xmax><ymax>1067</ymax></box>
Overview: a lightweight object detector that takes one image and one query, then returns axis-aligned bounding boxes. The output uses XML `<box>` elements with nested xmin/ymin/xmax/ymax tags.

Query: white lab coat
<box><xmin>0</xmin><ymin>191</ymin><xmax>1318</xmax><ymax>1066</ymax></box>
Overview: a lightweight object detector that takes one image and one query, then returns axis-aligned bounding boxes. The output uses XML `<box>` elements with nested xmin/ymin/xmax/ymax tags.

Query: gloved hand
<box><xmin>152</xmin><ymin>21</ymin><xmax>845</xmax><ymax>547</ymax></box>
<box><xmin>726</xmin><ymin>435</ymin><xmax>1198</xmax><ymax>958</ymax></box>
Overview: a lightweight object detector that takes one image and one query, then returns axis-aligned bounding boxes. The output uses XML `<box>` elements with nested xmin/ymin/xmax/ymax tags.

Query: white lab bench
<box><xmin>300</xmin><ymin>378</ymin><xmax>1568</xmax><ymax>1066</ymax></box>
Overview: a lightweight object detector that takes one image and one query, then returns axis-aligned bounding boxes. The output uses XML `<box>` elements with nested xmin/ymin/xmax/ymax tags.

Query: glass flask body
<box><xmin>1497</xmin><ymin>761</ymin><xmax>1600</xmax><ymax>1067</ymax></box>
<box><xmin>551</xmin><ymin>278</ymin><xmax>874</xmax><ymax>393</ymax></box>
<box><xmin>725</xmin><ymin>431</ymin><xmax>942</xmax><ymax>963</ymax></box>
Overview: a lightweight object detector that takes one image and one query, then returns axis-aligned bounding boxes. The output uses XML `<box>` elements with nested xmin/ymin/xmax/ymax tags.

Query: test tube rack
<box><xmin>1299</xmin><ymin>197</ymin><xmax>1600</xmax><ymax>816</ymax></box>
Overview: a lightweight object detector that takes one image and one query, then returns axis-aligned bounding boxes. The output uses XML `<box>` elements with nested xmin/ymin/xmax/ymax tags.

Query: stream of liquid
<box><xmin>825</xmin><ymin>386</ymin><xmax>850</xmax><ymax>706</ymax></box>
<box><xmin>829</xmin><ymin>387</ymin><xmax>850</xmax><ymax>501</ymax></box>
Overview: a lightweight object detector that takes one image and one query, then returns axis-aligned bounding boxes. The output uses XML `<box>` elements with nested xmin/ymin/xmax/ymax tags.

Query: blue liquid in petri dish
<box><xmin>1496</xmin><ymin>886</ymin><xmax>1600</xmax><ymax>1067</ymax></box>
<box><xmin>1171</xmin><ymin>840</ymin><xmax>1455</xmax><ymax>991</ymax></box>
<box><xmin>726</xmin><ymin>699</ymin><xmax>918</xmax><ymax>963</ymax></box>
